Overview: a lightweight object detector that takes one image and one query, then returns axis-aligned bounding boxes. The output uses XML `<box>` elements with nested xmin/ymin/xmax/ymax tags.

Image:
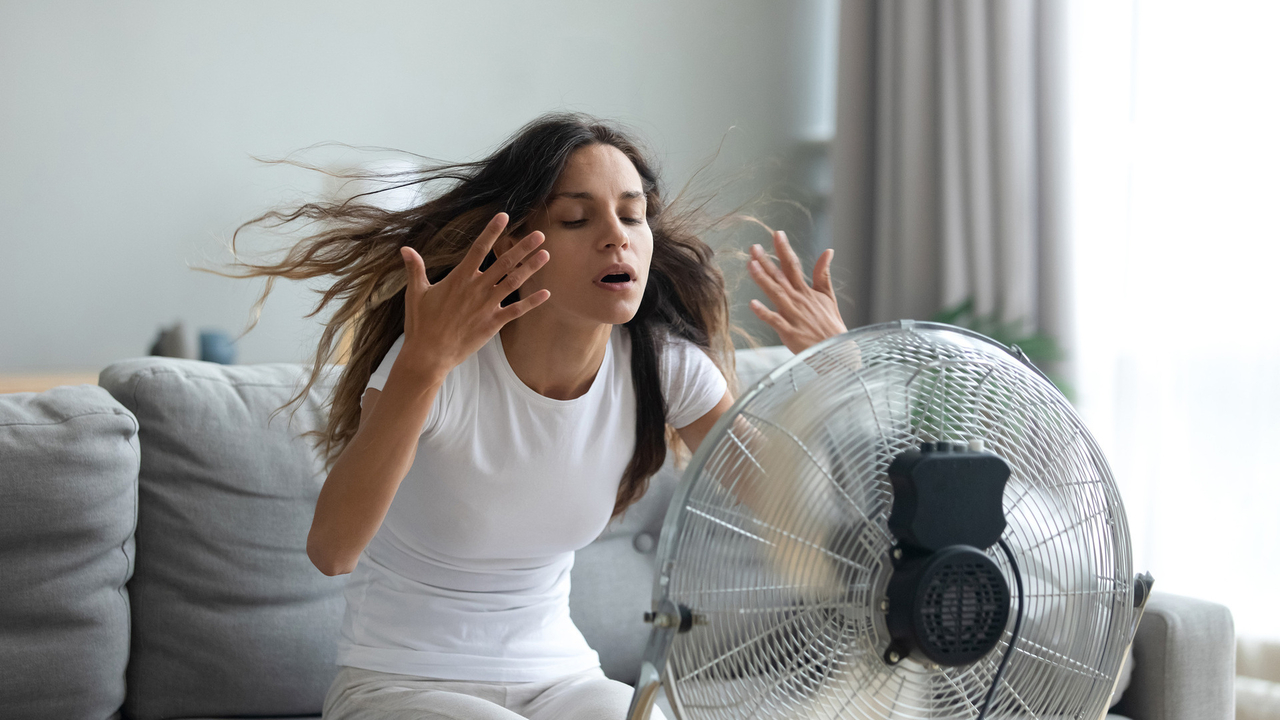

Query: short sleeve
<box><xmin>364</xmin><ymin>335</ymin><xmax>404</xmax><ymax>395</ymax></box>
<box><xmin>364</xmin><ymin>334</ymin><xmax>449</xmax><ymax>436</ymax></box>
<box><xmin>660</xmin><ymin>336</ymin><xmax>728</xmax><ymax>429</ymax></box>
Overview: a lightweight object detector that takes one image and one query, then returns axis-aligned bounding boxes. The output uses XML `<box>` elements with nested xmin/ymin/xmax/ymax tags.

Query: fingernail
<box><xmin>778</xmin><ymin>231</ymin><xmax>788</xmax><ymax>242</ymax></box>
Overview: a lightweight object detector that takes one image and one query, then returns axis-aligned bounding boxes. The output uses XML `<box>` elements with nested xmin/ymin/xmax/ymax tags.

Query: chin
<box><xmin>599</xmin><ymin>303</ymin><xmax>641</xmax><ymax>326</ymax></box>
<box><xmin>586</xmin><ymin>289</ymin><xmax>645</xmax><ymax>326</ymax></box>
<box><xmin>561</xmin><ymin>284</ymin><xmax>646</xmax><ymax>326</ymax></box>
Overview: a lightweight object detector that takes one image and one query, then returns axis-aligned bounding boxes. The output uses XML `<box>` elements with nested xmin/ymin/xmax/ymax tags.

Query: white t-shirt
<box><xmin>335</xmin><ymin>324</ymin><xmax>727</xmax><ymax>682</ymax></box>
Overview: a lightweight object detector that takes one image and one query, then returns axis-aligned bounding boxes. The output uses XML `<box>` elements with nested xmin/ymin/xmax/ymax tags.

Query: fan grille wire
<box><xmin>657</xmin><ymin>323</ymin><xmax>1134</xmax><ymax>720</ymax></box>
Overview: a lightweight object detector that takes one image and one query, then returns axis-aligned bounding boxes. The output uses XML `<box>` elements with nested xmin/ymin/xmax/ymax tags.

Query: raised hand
<box><xmin>747</xmin><ymin>231</ymin><xmax>846</xmax><ymax>354</ymax></box>
<box><xmin>398</xmin><ymin>212</ymin><xmax>550</xmax><ymax>379</ymax></box>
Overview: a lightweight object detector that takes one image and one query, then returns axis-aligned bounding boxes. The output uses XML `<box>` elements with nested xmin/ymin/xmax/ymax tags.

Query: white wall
<box><xmin>0</xmin><ymin>0</ymin><xmax>835</xmax><ymax>370</ymax></box>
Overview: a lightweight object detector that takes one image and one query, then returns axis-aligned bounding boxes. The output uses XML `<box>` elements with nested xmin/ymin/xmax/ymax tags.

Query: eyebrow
<box><xmin>550</xmin><ymin>190</ymin><xmax>644</xmax><ymax>201</ymax></box>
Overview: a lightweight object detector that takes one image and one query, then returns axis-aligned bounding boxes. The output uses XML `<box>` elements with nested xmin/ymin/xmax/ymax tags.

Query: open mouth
<box><xmin>595</xmin><ymin>264</ymin><xmax>638</xmax><ymax>291</ymax></box>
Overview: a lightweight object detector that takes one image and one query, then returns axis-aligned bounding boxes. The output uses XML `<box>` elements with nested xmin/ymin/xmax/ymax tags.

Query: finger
<box><xmin>400</xmin><ymin>247</ymin><xmax>430</xmax><ymax>294</ymax></box>
<box><xmin>495</xmin><ymin>288</ymin><xmax>551</xmax><ymax>324</ymax></box>
<box><xmin>773</xmin><ymin>231</ymin><xmax>808</xmax><ymax>289</ymax></box>
<box><xmin>485</xmin><ymin>230</ymin><xmax>545</xmax><ymax>280</ymax></box>
<box><xmin>749</xmin><ymin>298</ymin><xmax>792</xmax><ymax>333</ymax></box>
<box><xmin>748</xmin><ymin>258</ymin><xmax>795</xmax><ymax>313</ymax></box>
<box><xmin>751</xmin><ymin>243</ymin><xmax>791</xmax><ymax>291</ymax></box>
<box><xmin>813</xmin><ymin>249</ymin><xmax>836</xmax><ymax>299</ymax></box>
<box><xmin>461</xmin><ymin>212</ymin><xmax>510</xmax><ymax>273</ymax></box>
<box><xmin>494</xmin><ymin>249</ymin><xmax>549</xmax><ymax>295</ymax></box>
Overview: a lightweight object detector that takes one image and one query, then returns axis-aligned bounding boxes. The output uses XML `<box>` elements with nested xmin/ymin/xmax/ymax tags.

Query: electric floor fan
<box><xmin>628</xmin><ymin>321</ymin><xmax>1151</xmax><ymax>720</ymax></box>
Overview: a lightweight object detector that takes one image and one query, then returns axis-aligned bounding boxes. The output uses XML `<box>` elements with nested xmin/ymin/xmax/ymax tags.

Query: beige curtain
<box><xmin>830</xmin><ymin>0</ymin><xmax>1070</xmax><ymax>364</ymax></box>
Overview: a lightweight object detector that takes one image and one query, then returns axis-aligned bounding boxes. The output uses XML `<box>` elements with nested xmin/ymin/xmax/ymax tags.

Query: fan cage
<box><xmin>652</xmin><ymin>321</ymin><xmax>1134</xmax><ymax>720</ymax></box>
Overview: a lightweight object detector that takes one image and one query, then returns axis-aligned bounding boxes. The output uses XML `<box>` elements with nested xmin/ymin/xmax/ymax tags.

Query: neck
<box><xmin>499</xmin><ymin>311</ymin><xmax>614</xmax><ymax>401</ymax></box>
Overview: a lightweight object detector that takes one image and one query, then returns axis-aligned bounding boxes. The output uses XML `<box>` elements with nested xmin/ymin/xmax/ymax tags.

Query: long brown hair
<box><xmin>224</xmin><ymin>112</ymin><xmax>736</xmax><ymax>517</ymax></box>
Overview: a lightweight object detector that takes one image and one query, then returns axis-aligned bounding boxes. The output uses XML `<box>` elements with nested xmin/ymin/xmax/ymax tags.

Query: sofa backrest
<box><xmin>99</xmin><ymin>359</ymin><xmax>346</xmax><ymax>720</ymax></box>
<box><xmin>0</xmin><ymin>386</ymin><xmax>139</xmax><ymax>720</ymax></box>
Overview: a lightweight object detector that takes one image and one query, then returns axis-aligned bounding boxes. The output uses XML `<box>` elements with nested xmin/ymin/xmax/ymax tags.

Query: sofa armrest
<box><xmin>1113</xmin><ymin>592</ymin><xmax>1235</xmax><ymax>720</ymax></box>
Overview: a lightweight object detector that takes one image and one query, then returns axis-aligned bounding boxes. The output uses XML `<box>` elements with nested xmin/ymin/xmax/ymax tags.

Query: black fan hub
<box><xmin>883</xmin><ymin>444</ymin><xmax>1014</xmax><ymax>667</ymax></box>
<box><xmin>885</xmin><ymin>545</ymin><xmax>1011</xmax><ymax>666</ymax></box>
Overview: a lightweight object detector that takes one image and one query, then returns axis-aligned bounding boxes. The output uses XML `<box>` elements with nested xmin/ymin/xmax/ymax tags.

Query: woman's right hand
<box><xmin>397</xmin><ymin>212</ymin><xmax>550</xmax><ymax>379</ymax></box>
<box><xmin>306</xmin><ymin>213</ymin><xmax>548</xmax><ymax>576</ymax></box>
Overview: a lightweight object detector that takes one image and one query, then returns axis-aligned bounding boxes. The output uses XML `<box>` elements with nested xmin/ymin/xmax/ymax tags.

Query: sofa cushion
<box><xmin>99</xmin><ymin>359</ymin><xmax>345</xmax><ymax>720</ymax></box>
<box><xmin>0</xmin><ymin>386</ymin><xmax>138</xmax><ymax>720</ymax></box>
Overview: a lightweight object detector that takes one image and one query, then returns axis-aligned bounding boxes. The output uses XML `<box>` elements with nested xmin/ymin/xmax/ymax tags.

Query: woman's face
<box><xmin>511</xmin><ymin>143</ymin><xmax>654</xmax><ymax>328</ymax></box>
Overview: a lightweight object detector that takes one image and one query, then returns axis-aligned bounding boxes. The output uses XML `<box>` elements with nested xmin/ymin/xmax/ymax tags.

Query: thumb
<box><xmin>813</xmin><ymin>249</ymin><xmax>835</xmax><ymax>299</ymax></box>
<box><xmin>401</xmin><ymin>247</ymin><xmax>430</xmax><ymax>293</ymax></box>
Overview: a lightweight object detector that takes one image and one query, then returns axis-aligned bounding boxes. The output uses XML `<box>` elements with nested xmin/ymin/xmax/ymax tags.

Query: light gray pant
<box><xmin>323</xmin><ymin>665</ymin><xmax>668</xmax><ymax>720</ymax></box>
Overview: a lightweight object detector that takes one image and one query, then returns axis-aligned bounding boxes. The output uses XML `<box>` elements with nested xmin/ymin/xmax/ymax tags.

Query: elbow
<box><xmin>306</xmin><ymin>533</ymin><xmax>356</xmax><ymax>576</ymax></box>
<box><xmin>312</xmin><ymin>558</ymin><xmax>354</xmax><ymax>577</ymax></box>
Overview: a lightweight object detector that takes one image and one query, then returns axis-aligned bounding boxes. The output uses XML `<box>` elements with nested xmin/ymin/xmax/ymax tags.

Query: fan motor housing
<box><xmin>887</xmin><ymin>445</ymin><xmax>1009</xmax><ymax>552</ymax></box>
<box><xmin>886</xmin><ymin>545</ymin><xmax>1011</xmax><ymax>666</ymax></box>
<box><xmin>883</xmin><ymin>444</ymin><xmax>1013</xmax><ymax>667</ymax></box>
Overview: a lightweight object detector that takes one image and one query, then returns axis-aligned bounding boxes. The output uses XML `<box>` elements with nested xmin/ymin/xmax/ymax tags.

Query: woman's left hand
<box><xmin>747</xmin><ymin>231</ymin><xmax>847</xmax><ymax>354</ymax></box>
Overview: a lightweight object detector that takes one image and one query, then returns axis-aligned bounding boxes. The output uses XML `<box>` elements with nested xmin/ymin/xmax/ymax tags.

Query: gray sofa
<box><xmin>0</xmin><ymin>349</ymin><xmax>1235</xmax><ymax>720</ymax></box>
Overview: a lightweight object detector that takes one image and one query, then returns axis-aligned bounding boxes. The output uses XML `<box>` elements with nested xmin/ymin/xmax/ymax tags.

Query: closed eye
<box><xmin>561</xmin><ymin>217</ymin><xmax>645</xmax><ymax>228</ymax></box>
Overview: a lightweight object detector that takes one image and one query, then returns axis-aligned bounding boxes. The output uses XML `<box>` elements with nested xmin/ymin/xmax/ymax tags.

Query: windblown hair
<box><xmin>224</xmin><ymin>112</ymin><xmax>736</xmax><ymax>517</ymax></box>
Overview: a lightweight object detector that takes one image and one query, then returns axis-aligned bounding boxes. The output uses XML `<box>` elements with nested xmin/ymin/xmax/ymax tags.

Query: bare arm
<box><xmin>676</xmin><ymin>391</ymin><xmax>773</xmax><ymax>510</ymax></box>
<box><xmin>305</xmin><ymin>366</ymin><xmax>442</xmax><ymax>576</ymax></box>
<box><xmin>676</xmin><ymin>392</ymin><xmax>772</xmax><ymax>510</ymax></box>
<box><xmin>675</xmin><ymin>371</ymin><xmax>849</xmax><ymax>598</ymax></box>
<box><xmin>306</xmin><ymin>212</ymin><xmax>550</xmax><ymax>576</ymax></box>
<box><xmin>676</xmin><ymin>389</ymin><xmax>734</xmax><ymax>454</ymax></box>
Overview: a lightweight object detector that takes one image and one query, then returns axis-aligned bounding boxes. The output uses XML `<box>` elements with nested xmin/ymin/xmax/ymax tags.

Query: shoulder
<box><xmin>365</xmin><ymin>335</ymin><xmax>405</xmax><ymax>392</ymax></box>
<box><xmin>615</xmin><ymin>326</ymin><xmax>719</xmax><ymax>381</ymax></box>
<box><xmin>656</xmin><ymin>330</ymin><xmax>727</xmax><ymax>429</ymax></box>
<box><xmin>659</xmin><ymin>332</ymin><xmax>718</xmax><ymax>377</ymax></box>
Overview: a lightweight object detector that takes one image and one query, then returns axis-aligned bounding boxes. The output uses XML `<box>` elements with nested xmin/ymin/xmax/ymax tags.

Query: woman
<box><xmin>233</xmin><ymin>113</ymin><xmax>846</xmax><ymax>719</ymax></box>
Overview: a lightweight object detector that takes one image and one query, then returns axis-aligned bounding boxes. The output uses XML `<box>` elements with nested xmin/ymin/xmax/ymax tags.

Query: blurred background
<box><xmin>0</xmin><ymin>0</ymin><xmax>844</xmax><ymax>368</ymax></box>
<box><xmin>2</xmin><ymin>0</ymin><xmax>1277</xmax><ymax>702</ymax></box>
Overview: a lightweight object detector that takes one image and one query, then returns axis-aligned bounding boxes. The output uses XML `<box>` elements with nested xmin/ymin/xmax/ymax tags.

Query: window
<box><xmin>1068</xmin><ymin>0</ymin><xmax>1280</xmax><ymax>638</ymax></box>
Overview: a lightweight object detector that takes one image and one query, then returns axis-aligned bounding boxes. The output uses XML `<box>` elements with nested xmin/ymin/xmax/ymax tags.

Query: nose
<box><xmin>599</xmin><ymin>216</ymin><xmax>630</xmax><ymax>251</ymax></box>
